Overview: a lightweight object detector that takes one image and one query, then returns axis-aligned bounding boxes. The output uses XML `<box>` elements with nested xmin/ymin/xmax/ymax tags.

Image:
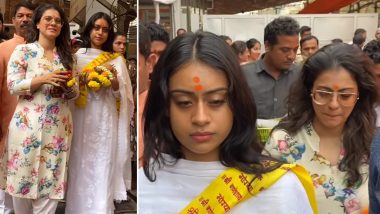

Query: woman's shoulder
<box><xmin>110</xmin><ymin>54</ymin><xmax>127</xmax><ymax>65</ymax></box>
<box><xmin>14</xmin><ymin>42</ymin><xmax>39</xmax><ymax>51</ymax></box>
<box><xmin>75</xmin><ymin>48</ymin><xmax>88</xmax><ymax>56</ymax></box>
<box><xmin>271</xmin><ymin>171</ymin><xmax>304</xmax><ymax>190</ymax></box>
<box><xmin>265</xmin><ymin>127</ymin><xmax>309</xmax><ymax>163</ymax></box>
<box><xmin>270</xmin><ymin>124</ymin><xmax>313</xmax><ymax>141</ymax></box>
<box><xmin>265</xmin><ymin>171</ymin><xmax>313</xmax><ymax>209</ymax></box>
<box><xmin>271</xmin><ymin>128</ymin><xmax>291</xmax><ymax>138</ymax></box>
<box><xmin>267</xmin><ymin>128</ymin><xmax>293</xmax><ymax>148</ymax></box>
<box><xmin>11</xmin><ymin>43</ymin><xmax>40</xmax><ymax>60</ymax></box>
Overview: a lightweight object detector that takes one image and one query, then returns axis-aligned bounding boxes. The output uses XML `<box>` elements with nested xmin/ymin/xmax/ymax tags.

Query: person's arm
<box><xmin>101</xmin><ymin>62</ymin><xmax>120</xmax><ymax>95</ymax></box>
<box><xmin>29</xmin><ymin>71</ymin><xmax>67</xmax><ymax>93</ymax></box>
<box><xmin>60</xmin><ymin>68</ymin><xmax>79</xmax><ymax>100</ymax></box>
<box><xmin>7</xmin><ymin>45</ymin><xmax>33</xmax><ymax>95</ymax></box>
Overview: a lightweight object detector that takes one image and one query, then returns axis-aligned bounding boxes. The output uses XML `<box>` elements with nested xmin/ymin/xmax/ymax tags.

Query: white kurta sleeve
<box><xmin>7</xmin><ymin>45</ymin><xmax>33</xmax><ymax>96</ymax></box>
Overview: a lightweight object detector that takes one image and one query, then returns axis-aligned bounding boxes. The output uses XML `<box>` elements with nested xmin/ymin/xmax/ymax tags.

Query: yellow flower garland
<box><xmin>75</xmin><ymin>52</ymin><xmax>120</xmax><ymax>107</ymax></box>
<box><xmin>66</xmin><ymin>78</ymin><xmax>76</xmax><ymax>87</ymax></box>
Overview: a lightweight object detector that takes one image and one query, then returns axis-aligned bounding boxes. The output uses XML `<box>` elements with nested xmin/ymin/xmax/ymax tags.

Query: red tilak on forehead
<box><xmin>194</xmin><ymin>85</ymin><xmax>203</xmax><ymax>91</ymax></box>
<box><xmin>332</xmin><ymin>84</ymin><xmax>340</xmax><ymax>91</ymax></box>
<box><xmin>192</xmin><ymin>76</ymin><xmax>200</xmax><ymax>83</ymax></box>
<box><xmin>192</xmin><ymin>76</ymin><xmax>203</xmax><ymax>91</ymax></box>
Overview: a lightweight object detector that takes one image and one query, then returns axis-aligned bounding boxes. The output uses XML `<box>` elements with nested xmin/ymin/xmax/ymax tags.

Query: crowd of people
<box><xmin>0</xmin><ymin>1</ymin><xmax>135</xmax><ymax>214</ymax></box>
<box><xmin>138</xmin><ymin>14</ymin><xmax>380</xmax><ymax>214</ymax></box>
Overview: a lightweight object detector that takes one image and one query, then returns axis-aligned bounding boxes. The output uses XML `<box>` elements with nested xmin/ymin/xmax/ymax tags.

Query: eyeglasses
<box><xmin>93</xmin><ymin>25</ymin><xmax>110</xmax><ymax>33</ymax></box>
<box><xmin>41</xmin><ymin>16</ymin><xmax>63</xmax><ymax>26</ymax></box>
<box><xmin>310</xmin><ymin>90</ymin><xmax>359</xmax><ymax>107</ymax></box>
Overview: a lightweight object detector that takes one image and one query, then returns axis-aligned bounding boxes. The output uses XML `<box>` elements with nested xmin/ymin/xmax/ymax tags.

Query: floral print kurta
<box><xmin>266</xmin><ymin>123</ymin><xmax>368</xmax><ymax>214</ymax></box>
<box><xmin>4</xmin><ymin>42</ymin><xmax>72</xmax><ymax>199</ymax></box>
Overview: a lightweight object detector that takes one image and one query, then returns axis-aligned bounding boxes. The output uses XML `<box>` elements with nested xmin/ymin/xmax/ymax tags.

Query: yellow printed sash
<box><xmin>180</xmin><ymin>162</ymin><xmax>318</xmax><ymax>214</ymax></box>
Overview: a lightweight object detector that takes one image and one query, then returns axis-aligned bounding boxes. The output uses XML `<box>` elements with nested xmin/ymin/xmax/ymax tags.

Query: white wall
<box><xmin>203</xmin><ymin>13</ymin><xmax>379</xmax><ymax>48</ymax></box>
<box><xmin>171</xmin><ymin>1</ymin><xmax>202</xmax><ymax>35</ymax></box>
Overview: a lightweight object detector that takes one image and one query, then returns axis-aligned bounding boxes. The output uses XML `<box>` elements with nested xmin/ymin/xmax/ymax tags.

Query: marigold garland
<box><xmin>66</xmin><ymin>78</ymin><xmax>76</xmax><ymax>87</ymax></box>
<box><xmin>75</xmin><ymin>52</ymin><xmax>120</xmax><ymax>107</ymax></box>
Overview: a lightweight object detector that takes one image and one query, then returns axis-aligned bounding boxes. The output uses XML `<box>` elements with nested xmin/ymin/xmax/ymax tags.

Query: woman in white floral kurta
<box><xmin>267</xmin><ymin>125</ymin><xmax>369</xmax><ymax>214</ymax></box>
<box><xmin>266</xmin><ymin>44</ymin><xmax>377</xmax><ymax>214</ymax></box>
<box><xmin>4</xmin><ymin>4</ymin><xmax>75</xmax><ymax>213</ymax></box>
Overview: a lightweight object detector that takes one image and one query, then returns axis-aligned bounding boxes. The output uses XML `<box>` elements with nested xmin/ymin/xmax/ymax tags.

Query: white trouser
<box><xmin>0</xmin><ymin>190</ymin><xmax>14</xmax><ymax>214</ymax></box>
<box><xmin>12</xmin><ymin>197</ymin><xmax>58</xmax><ymax>214</ymax></box>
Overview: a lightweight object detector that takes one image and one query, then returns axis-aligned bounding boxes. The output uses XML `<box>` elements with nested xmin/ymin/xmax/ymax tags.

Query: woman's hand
<box><xmin>43</xmin><ymin>70</ymin><xmax>69</xmax><ymax>87</ymax></box>
<box><xmin>31</xmin><ymin>70</ymin><xmax>69</xmax><ymax>93</ymax></box>
<box><xmin>102</xmin><ymin>63</ymin><xmax>119</xmax><ymax>91</ymax></box>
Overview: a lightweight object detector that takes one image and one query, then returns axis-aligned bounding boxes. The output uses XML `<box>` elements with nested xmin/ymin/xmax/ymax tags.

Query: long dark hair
<box><xmin>82</xmin><ymin>12</ymin><xmax>114</xmax><ymax>52</ymax></box>
<box><xmin>28</xmin><ymin>3</ymin><xmax>73</xmax><ymax>70</ymax></box>
<box><xmin>143</xmin><ymin>31</ymin><xmax>281</xmax><ymax>181</ymax></box>
<box><xmin>276</xmin><ymin>43</ymin><xmax>377</xmax><ymax>187</ymax></box>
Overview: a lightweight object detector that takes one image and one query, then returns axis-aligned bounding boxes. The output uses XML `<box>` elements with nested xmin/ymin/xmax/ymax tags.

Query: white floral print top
<box><xmin>266</xmin><ymin>123</ymin><xmax>368</xmax><ymax>214</ymax></box>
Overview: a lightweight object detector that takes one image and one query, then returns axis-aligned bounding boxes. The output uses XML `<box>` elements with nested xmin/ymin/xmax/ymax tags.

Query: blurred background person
<box><xmin>331</xmin><ymin>38</ymin><xmax>343</xmax><ymax>44</ymax></box>
<box><xmin>354</xmin><ymin>28</ymin><xmax>367</xmax><ymax>43</ymax></box>
<box><xmin>219</xmin><ymin>34</ymin><xmax>232</xmax><ymax>45</ymax></box>
<box><xmin>0</xmin><ymin>2</ymin><xmax>34</xmax><ymax>212</ymax></box>
<box><xmin>366</xmin><ymin>40</ymin><xmax>380</xmax><ymax>213</ymax></box>
<box><xmin>113</xmin><ymin>32</ymin><xmax>127</xmax><ymax>55</ymax></box>
<box><xmin>0</xmin><ymin>12</ymin><xmax>9</xmax><ymax>42</ymax></box>
<box><xmin>349</xmin><ymin>28</ymin><xmax>367</xmax><ymax>49</ymax></box>
<box><xmin>231</xmin><ymin>40</ymin><xmax>250</xmax><ymax>65</ymax></box>
<box><xmin>295</xmin><ymin>26</ymin><xmax>312</xmax><ymax>63</ymax></box>
<box><xmin>300</xmin><ymin>35</ymin><xmax>319</xmax><ymax>63</ymax></box>
<box><xmin>246</xmin><ymin>38</ymin><xmax>261</xmax><ymax>62</ymax></box>
<box><xmin>375</xmin><ymin>28</ymin><xmax>380</xmax><ymax>42</ymax></box>
<box><xmin>300</xmin><ymin>25</ymin><xmax>311</xmax><ymax>39</ymax></box>
<box><xmin>242</xmin><ymin>16</ymin><xmax>300</xmax><ymax>119</ymax></box>
<box><xmin>176</xmin><ymin>27</ymin><xmax>186</xmax><ymax>36</ymax></box>
<box><xmin>137</xmin><ymin>23</ymin><xmax>156</xmax><ymax>168</ymax></box>
<box><xmin>145</xmin><ymin>22</ymin><xmax>169</xmax><ymax>62</ymax></box>
<box><xmin>353</xmin><ymin>33</ymin><xmax>366</xmax><ymax>50</ymax></box>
